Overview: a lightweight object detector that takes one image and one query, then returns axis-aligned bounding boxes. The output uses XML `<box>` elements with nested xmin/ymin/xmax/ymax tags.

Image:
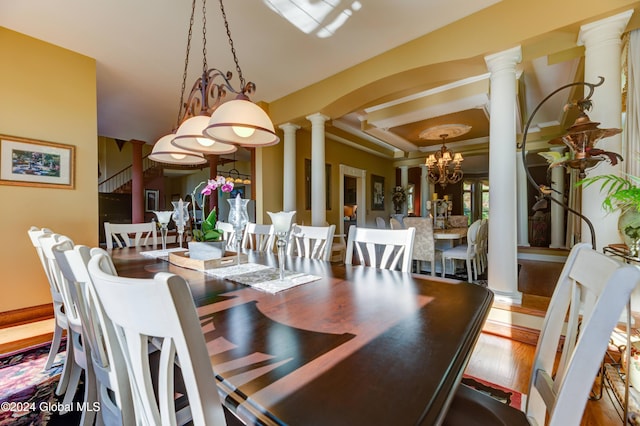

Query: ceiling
<box><xmin>1</xmin><ymin>0</ymin><xmax>638</xmax><ymax>174</ymax></box>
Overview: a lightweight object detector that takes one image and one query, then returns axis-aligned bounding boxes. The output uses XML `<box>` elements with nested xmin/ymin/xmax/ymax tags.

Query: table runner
<box><xmin>203</xmin><ymin>263</ymin><xmax>321</xmax><ymax>294</ymax></box>
<box><xmin>140</xmin><ymin>247</ymin><xmax>188</xmax><ymax>259</ymax></box>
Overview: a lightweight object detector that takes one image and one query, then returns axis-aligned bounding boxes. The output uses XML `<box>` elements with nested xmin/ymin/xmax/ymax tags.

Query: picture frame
<box><xmin>0</xmin><ymin>134</ymin><xmax>75</xmax><ymax>189</ymax></box>
<box><xmin>371</xmin><ymin>174</ymin><xmax>385</xmax><ymax>210</ymax></box>
<box><xmin>145</xmin><ymin>189</ymin><xmax>159</xmax><ymax>212</ymax></box>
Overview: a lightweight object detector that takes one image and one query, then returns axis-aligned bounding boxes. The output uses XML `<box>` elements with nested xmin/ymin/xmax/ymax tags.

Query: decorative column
<box><xmin>485</xmin><ymin>46</ymin><xmax>522</xmax><ymax>303</ymax></box>
<box><xmin>306</xmin><ymin>113</ymin><xmax>330</xmax><ymax>226</ymax></box>
<box><xmin>578</xmin><ymin>10</ymin><xmax>632</xmax><ymax>250</ymax></box>
<box><xmin>516</xmin><ymin>149</ymin><xmax>530</xmax><ymax>246</ymax></box>
<box><xmin>549</xmin><ymin>146</ymin><xmax>566</xmax><ymax>248</ymax></box>
<box><xmin>399</xmin><ymin>165</ymin><xmax>409</xmax><ymax>215</ymax></box>
<box><xmin>279</xmin><ymin>123</ymin><xmax>300</xmax><ymax>212</ymax></box>
<box><xmin>420</xmin><ymin>164</ymin><xmax>429</xmax><ymax>217</ymax></box>
<box><xmin>130</xmin><ymin>139</ymin><xmax>145</xmax><ymax>223</ymax></box>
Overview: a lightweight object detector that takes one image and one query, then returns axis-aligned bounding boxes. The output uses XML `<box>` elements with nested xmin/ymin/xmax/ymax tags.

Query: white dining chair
<box><xmin>53</xmin><ymin>245</ymin><xmax>135</xmax><ymax>426</ymax></box>
<box><xmin>345</xmin><ymin>226</ymin><xmax>415</xmax><ymax>272</ymax></box>
<box><xmin>104</xmin><ymin>221</ymin><xmax>158</xmax><ymax>249</ymax></box>
<box><xmin>287</xmin><ymin>224</ymin><xmax>335</xmax><ymax>261</ymax></box>
<box><xmin>389</xmin><ymin>217</ymin><xmax>404</xmax><ymax>230</ymax></box>
<box><xmin>444</xmin><ymin>242</ymin><xmax>640</xmax><ymax>426</ymax></box>
<box><xmin>375</xmin><ymin>217</ymin><xmax>387</xmax><ymax>229</ymax></box>
<box><xmin>87</xmin><ymin>251</ymin><xmax>228</xmax><ymax>426</ymax></box>
<box><xmin>39</xmin><ymin>233</ymin><xmax>91</xmax><ymax>417</ymax></box>
<box><xmin>440</xmin><ymin>219</ymin><xmax>481</xmax><ymax>282</ymax></box>
<box><xmin>241</xmin><ymin>223</ymin><xmax>275</xmax><ymax>252</ymax></box>
<box><xmin>27</xmin><ymin>226</ymin><xmax>66</xmax><ymax>372</ymax></box>
<box><xmin>215</xmin><ymin>221</ymin><xmax>236</xmax><ymax>251</ymax></box>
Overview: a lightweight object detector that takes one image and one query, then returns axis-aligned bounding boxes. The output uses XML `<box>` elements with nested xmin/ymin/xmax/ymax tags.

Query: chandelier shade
<box><xmin>171</xmin><ymin>115</ymin><xmax>237</xmax><ymax>154</ymax></box>
<box><xmin>204</xmin><ymin>98</ymin><xmax>280</xmax><ymax>147</ymax></box>
<box><xmin>149</xmin><ymin>133</ymin><xmax>207</xmax><ymax>165</ymax></box>
<box><xmin>150</xmin><ymin>0</ymin><xmax>278</xmax><ymax>165</ymax></box>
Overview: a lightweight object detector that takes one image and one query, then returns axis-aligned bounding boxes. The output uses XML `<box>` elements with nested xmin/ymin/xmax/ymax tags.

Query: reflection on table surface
<box><xmin>110</xmin><ymin>246</ymin><xmax>493</xmax><ymax>425</ymax></box>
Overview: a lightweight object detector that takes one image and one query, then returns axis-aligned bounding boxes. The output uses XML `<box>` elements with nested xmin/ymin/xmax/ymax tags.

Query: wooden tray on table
<box><xmin>168</xmin><ymin>250</ymin><xmax>248</xmax><ymax>271</ymax></box>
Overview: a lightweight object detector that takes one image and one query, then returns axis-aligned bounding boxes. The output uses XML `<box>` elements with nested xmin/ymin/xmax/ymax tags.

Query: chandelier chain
<box><xmin>202</xmin><ymin>0</ymin><xmax>208</xmax><ymax>73</ymax></box>
<box><xmin>176</xmin><ymin>0</ymin><xmax>197</xmax><ymax>127</ymax></box>
<box><xmin>218</xmin><ymin>0</ymin><xmax>246</xmax><ymax>91</ymax></box>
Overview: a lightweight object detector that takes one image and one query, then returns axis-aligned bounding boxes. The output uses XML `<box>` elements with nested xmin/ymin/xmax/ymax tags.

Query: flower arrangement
<box><xmin>191</xmin><ymin>176</ymin><xmax>234</xmax><ymax>242</ymax></box>
<box><xmin>392</xmin><ymin>186</ymin><xmax>406</xmax><ymax>213</ymax></box>
<box><xmin>392</xmin><ymin>186</ymin><xmax>406</xmax><ymax>204</ymax></box>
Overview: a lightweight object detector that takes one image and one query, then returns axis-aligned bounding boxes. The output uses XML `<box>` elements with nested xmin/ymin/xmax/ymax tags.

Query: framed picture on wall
<box><xmin>371</xmin><ymin>174</ymin><xmax>385</xmax><ymax>210</ymax></box>
<box><xmin>0</xmin><ymin>134</ymin><xmax>75</xmax><ymax>189</ymax></box>
<box><xmin>145</xmin><ymin>189</ymin><xmax>159</xmax><ymax>212</ymax></box>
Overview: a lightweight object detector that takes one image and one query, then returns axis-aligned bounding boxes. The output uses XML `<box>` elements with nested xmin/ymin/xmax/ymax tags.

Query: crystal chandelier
<box><xmin>150</xmin><ymin>0</ymin><xmax>279</xmax><ymax>165</ymax></box>
<box><xmin>422</xmin><ymin>125</ymin><xmax>468</xmax><ymax>189</ymax></box>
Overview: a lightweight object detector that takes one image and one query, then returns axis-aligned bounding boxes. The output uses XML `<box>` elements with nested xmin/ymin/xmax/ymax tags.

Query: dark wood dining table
<box><xmin>110</xmin><ymin>246</ymin><xmax>493</xmax><ymax>426</ymax></box>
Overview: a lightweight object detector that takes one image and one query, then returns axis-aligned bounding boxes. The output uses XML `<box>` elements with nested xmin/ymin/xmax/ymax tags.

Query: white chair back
<box><xmin>440</xmin><ymin>219</ymin><xmax>481</xmax><ymax>282</ymax></box>
<box><xmin>54</xmin><ymin>245</ymin><xmax>135</xmax><ymax>426</ymax></box>
<box><xmin>242</xmin><ymin>223</ymin><xmax>275</xmax><ymax>252</ymax></box>
<box><xmin>40</xmin><ymin>233</ymin><xmax>95</xmax><ymax>421</ymax></box>
<box><xmin>445</xmin><ymin>243</ymin><xmax>640</xmax><ymax>426</ymax></box>
<box><xmin>389</xmin><ymin>217</ymin><xmax>404</xmax><ymax>229</ymax></box>
<box><xmin>87</xmin><ymin>252</ymin><xmax>227</xmax><ymax>426</ymax></box>
<box><xmin>526</xmin><ymin>243</ymin><xmax>640</xmax><ymax>424</ymax></box>
<box><xmin>288</xmin><ymin>224</ymin><xmax>335</xmax><ymax>261</ymax></box>
<box><xmin>27</xmin><ymin>226</ymin><xmax>65</xmax><ymax>371</ymax></box>
<box><xmin>215</xmin><ymin>221</ymin><xmax>236</xmax><ymax>250</ymax></box>
<box><xmin>345</xmin><ymin>226</ymin><xmax>415</xmax><ymax>272</ymax></box>
<box><xmin>104</xmin><ymin>222</ymin><xmax>157</xmax><ymax>249</ymax></box>
<box><xmin>375</xmin><ymin>217</ymin><xmax>387</xmax><ymax>229</ymax></box>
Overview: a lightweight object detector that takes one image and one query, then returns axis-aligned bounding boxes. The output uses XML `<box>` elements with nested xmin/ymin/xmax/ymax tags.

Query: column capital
<box><xmin>305</xmin><ymin>112</ymin><xmax>330</xmax><ymax>125</ymax></box>
<box><xmin>398</xmin><ymin>165</ymin><xmax>409</xmax><ymax>171</ymax></box>
<box><xmin>578</xmin><ymin>10</ymin><xmax>633</xmax><ymax>48</ymax></box>
<box><xmin>279</xmin><ymin>122</ymin><xmax>301</xmax><ymax>133</ymax></box>
<box><xmin>130</xmin><ymin>139</ymin><xmax>147</xmax><ymax>146</ymax></box>
<box><xmin>484</xmin><ymin>46</ymin><xmax>522</xmax><ymax>74</ymax></box>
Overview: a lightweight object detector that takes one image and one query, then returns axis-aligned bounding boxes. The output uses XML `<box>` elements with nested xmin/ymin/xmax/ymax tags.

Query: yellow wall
<box><xmin>0</xmin><ymin>28</ymin><xmax>97</xmax><ymax>312</ymax></box>
<box><xmin>260</xmin><ymin>128</ymin><xmax>396</xmax><ymax>228</ymax></box>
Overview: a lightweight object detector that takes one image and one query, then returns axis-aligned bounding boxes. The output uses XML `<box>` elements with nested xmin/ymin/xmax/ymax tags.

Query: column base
<box><xmin>490</xmin><ymin>288</ymin><xmax>523</xmax><ymax>305</ymax></box>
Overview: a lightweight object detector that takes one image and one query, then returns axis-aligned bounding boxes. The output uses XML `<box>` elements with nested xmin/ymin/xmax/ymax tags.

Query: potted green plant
<box><xmin>578</xmin><ymin>173</ymin><xmax>640</xmax><ymax>253</ymax></box>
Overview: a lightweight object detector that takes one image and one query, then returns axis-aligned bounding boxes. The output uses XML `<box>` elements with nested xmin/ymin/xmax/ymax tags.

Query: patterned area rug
<box><xmin>0</xmin><ymin>341</ymin><xmax>65</xmax><ymax>425</ymax></box>
<box><xmin>462</xmin><ymin>374</ymin><xmax>524</xmax><ymax>410</ymax></box>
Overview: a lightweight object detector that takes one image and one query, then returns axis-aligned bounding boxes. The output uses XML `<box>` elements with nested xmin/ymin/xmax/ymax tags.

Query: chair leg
<box><xmin>465</xmin><ymin>259</ymin><xmax>472</xmax><ymax>283</ymax></box>
<box><xmin>79</xmin><ymin>364</ymin><xmax>98</xmax><ymax>426</ymax></box>
<box><xmin>44</xmin><ymin>322</ymin><xmax>64</xmax><ymax>371</ymax></box>
<box><xmin>55</xmin><ymin>330</ymin><xmax>75</xmax><ymax>396</ymax></box>
<box><xmin>60</xmin><ymin>361</ymin><xmax>82</xmax><ymax>411</ymax></box>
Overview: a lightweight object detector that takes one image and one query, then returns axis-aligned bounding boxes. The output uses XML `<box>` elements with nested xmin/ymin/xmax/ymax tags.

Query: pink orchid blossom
<box><xmin>221</xmin><ymin>181</ymin><xmax>234</xmax><ymax>193</ymax></box>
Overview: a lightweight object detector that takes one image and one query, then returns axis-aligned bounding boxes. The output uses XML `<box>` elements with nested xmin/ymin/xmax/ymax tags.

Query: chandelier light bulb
<box><xmin>196</xmin><ymin>136</ymin><xmax>215</xmax><ymax>147</ymax></box>
<box><xmin>170</xmin><ymin>153</ymin><xmax>187</xmax><ymax>160</ymax></box>
<box><xmin>232</xmin><ymin>125</ymin><xmax>256</xmax><ymax>138</ymax></box>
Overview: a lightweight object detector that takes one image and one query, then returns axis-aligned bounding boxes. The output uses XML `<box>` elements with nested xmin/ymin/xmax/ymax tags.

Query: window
<box><xmin>462</xmin><ymin>179</ymin><xmax>489</xmax><ymax>222</ymax></box>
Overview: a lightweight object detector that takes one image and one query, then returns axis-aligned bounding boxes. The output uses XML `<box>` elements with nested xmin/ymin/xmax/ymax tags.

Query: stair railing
<box><xmin>98</xmin><ymin>154</ymin><xmax>156</xmax><ymax>193</ymax></box>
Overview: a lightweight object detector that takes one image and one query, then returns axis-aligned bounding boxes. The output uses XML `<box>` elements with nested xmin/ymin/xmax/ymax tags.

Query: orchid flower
<box><xmin>191</xmin><ymin>175</ymin><xmax>235</xmax><ymax>241</ymax></box>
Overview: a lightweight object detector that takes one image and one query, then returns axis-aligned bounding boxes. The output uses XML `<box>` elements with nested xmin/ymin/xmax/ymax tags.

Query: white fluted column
<box><xmin>400</xmin><ymin>165</ymin><xmax>409</xmax><ymax>215</ymax></box>
<box><xmin>279</xmin><ymin>123</ymin><xmax>300</xmax><ymax>212</ymax></box>
<box><xmin>306</xmin><ymin>113</ymin><xmax>330</xmax><ymax>226</ymax></box>
<box><xmin>549</xmin><ymin>147</ymin><xmax>566</xmax><ymax>248</ymax></box>
<box><xmin>516</xmin><ymin>149</ymin><xmax>530</xmax><ymax>247</ymax></box>
<box><xmin>420</xmin><ymin>165</ymin><xmax>429</xmax><ymax>217</ymax></box>
<box><xmin>578</xmin><ymin>10</ymin><xmax>632</xmax><ymax>250</ymax></box>
<box><xmin>485</xmin><ymin>46</ymin><xmax>522</xmax><ymax>303</ymax></box>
